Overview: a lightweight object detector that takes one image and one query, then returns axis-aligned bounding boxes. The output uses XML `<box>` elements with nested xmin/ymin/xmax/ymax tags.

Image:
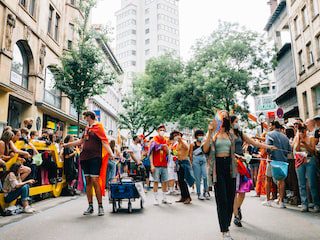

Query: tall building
<box><xmin>287</xmin><ymin>0</ymin><xmax>320</xmax><ymax>120</ymax></box>
<box><xmin>264</xmin><ymin>0</ymin><xmax>299</xmax><ymax>118</ymax></box>
<box><xmin>115</xmin><ymin>0</ymin><xmax>180</xmax><ymax>93</ymax></box>
<box><xmin>0</xmin><ymin>0</ymin><xmax>123</xmax><ymax>138</ymax></box>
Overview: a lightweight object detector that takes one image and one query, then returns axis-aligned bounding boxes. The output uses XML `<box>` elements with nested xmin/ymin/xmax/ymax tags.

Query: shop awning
<box><xmin>35</xmin><ymin>101</ymin><xmax>87</xmax><ymax>128</ymax></box>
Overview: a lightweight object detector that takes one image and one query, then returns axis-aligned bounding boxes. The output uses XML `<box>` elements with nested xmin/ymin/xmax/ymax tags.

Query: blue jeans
<box><xmin>296</xmin><ymin>157</ymin><xmax>320</xmax><ymax>207</ymax></box>
<box><xmin>106</xmin><ymin>160</ymin><xmax>117</xmax><ymax>187</ymax></box>
<box><xmin>192</xmin><ymin>155</ymin><xmax>208</xmax><ymax>195</ymax></box>
<box><xmin>5</xmin><ymin>185</ymin><xmax>30</xmax><ymax>203</ymax></box>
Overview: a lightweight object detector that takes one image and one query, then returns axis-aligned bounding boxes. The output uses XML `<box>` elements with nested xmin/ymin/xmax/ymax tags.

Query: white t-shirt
<box><xmin>129</xmin><ymin>143</ymin><xmax>142</xmax><ymax>162</ymax></box>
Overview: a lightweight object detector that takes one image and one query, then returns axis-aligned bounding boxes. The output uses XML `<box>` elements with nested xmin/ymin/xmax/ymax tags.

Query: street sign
<box><xmin>276</xmin><ymin>108</ymin><xmax>284</xmax><ymax>118</ymax></box>
<box><xmin>93</xmin><ymin>110</ymin><xmax>101</xmax><ymax>122</ymax></box>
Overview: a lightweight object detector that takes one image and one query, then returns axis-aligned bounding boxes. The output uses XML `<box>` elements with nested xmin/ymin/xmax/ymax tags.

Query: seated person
<box><xmin>30</xmin><ymin>130</ymin><xmax>39</xmax><ymax>140</ymax></box>
<box><xmin>3</xmin><ymin>163</ymin><xmax>35</xmax><ymax>213</ymax></box>
<box><xmin>0</xmin><ymin>130</ymin><xmax>31</xmax><ymax>181</ymax></box>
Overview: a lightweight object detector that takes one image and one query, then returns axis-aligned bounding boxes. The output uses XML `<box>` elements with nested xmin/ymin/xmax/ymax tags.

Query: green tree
<box><xmin>119</xmin><ymin>54</ymin><xmax>184</xmax><ymax>135</ymax></box>
<box><xmin>118</xmin><ymin>94</ymin><xmax>162</xmax><ymax>137</ymax></box>
<box><xmin>53</xmin><ymin>0</ymin><xmax>115</xmax><ymax>136</ymax></box>
<box><xmin>167</xmin><ymin>21</ymin><xmax>274</xmax><ymax>128</ymax></box>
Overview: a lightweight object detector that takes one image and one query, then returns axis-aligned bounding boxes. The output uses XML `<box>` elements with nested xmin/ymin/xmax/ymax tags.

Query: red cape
<box><xmin>87</xmin><ymin>122</ymin><xmax>109</xmax><ymax>196</ymax></box>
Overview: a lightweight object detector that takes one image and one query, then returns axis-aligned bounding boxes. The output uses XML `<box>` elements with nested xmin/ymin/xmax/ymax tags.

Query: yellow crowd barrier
<box><xmin>0</xmin><ymin>140</ymin><xmax>66</xmax><ymax>210</ymax></box>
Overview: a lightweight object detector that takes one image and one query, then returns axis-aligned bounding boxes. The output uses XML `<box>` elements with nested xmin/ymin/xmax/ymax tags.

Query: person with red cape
<box><xmin>63</xmin><ymin>111</ymin><xmax>114</xmax><ymax>216</ymax></box>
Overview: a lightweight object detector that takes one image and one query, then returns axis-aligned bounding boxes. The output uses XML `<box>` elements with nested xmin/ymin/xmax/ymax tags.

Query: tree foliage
<box><xmin>120</xmin><ymin>22</ymin><xmax>275</xmax><ymax>132</ymax></box>
<box><xmin>52</xmin><ymin>0</ymin><xmax>115</xmax><ymax>134</ymax></box>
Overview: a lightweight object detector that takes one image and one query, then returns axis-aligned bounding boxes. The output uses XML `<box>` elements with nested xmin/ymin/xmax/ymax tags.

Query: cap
<box><xmin>157</xmin><ymin>125</ymin><xmax>166</xmax><ymax>131</ymax></box>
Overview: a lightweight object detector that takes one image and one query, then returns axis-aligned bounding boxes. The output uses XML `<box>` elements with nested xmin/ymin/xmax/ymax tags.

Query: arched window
<box><xmin>10</xmin><ymin>42</ymin><xmax>29</xmax><ymax>89</ymax></box>
<box><xmin>44</xmin><ymin>67</ymin><xmax>61</xmax><ymax>109</ymax></box>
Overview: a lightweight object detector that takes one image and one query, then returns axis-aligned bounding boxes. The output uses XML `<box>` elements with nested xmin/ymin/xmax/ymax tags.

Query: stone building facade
<box><xmin>287</xmin><ymin>0</ymin><xmax>320</xmax><ymax>120</ymax></box>
<box><xmin>0</xmin><ymin>0</ymin><xmax>123</xmax><ymax>138</ymax></box>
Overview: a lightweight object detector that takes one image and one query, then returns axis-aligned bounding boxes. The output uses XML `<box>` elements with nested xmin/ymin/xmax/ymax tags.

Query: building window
<box><xmin>145</xmin><ymin>18</ymin><xmax>150</xmax><ymax>24</ymax></box>
<box><xmin>132</xmin><ymin>50</ymin><xmax>136</xmax><ymax>55</ymax></box>
<box><xmin>298</xmin><ymin>50</ymin><xmax>305</xmax><ymax>73</ymax></box>
<box><xmin>70</xmin><ymin>0</ymin><xmax>76</xmax><ymax>5</ymax></box>
<box><xmin>306</xmin><ymin>43</ymin><xmax>314</xmax><ymax>66</ymax></box>
<box><xmin>145</xmin><ymin>39</ymin><xmax>150</xmax><ymax>44</ymax></box>
<box><xmin>54</xmin><ymin>14</ymin><xmax>60</xmax><ymax>42</ymax></box>
<box><xmin>29</xmin><ymin>0</ymin><xmax>36</xmax><ymax>17</ymax></box>
<box><xmin>19</xmin><ymin>0</ymin><xmax>27</xmax><ymax>8</ymax></box>
<box><xmin>302</xmin><ymin>6</ymin><xmax>309</xmax><ymax>29</ymax></box>
<box><xmin>294</xmin><ymin>16</ymin><xmax>300</xmax><ymax>37</ymax></box>
<box><xmin>67</xmin><ymin>23</ymin><xmax>74</xmax><ymax>49</ymax></box>
<box><xmin>145</xmin><ymin>28</ymin><xmax>150</xmax><ymax>34</ymax></box>
<box><xmin>303</xmin><ymin>91</ymin><xmax>309</xmax><ymax>118</ymax></box>
<box><xmin>311</xmin><ymin>0</ymin><xmax>319</xmax><ymax>17</ymax></box>
<box><xmin>314</xmin><ymin>85</ymin><xmax>320</xmax><ymax>109</ymax></box>
<box><xmin>44</xmin><ymin>67</ymin><xmax>62</xmax><ymax>109</ymax></box>
<box><xmin>145</xmin><ymin>49</ymin><xmax>150</xmax><ymax>55</ymax></box>
<box><xmin>316</xmin><ymin>35</ymin><xmax>320</xmax><ymax>60</ymax></box>
<box><xmin>145</xmin><ymin>8</ymin><xmax>149</xmax><ymax>14</ymax></box>
<box><xmin>48</xmin><ymin>5</ymin><xmax>54</xmax><ymax>35</ymax></box>
<box><xmin>10</xmin><ymin>42</ymin><xmax>29</xmax><ymax>89</ymax></box>
<box><xmin>131</xmin><ymin>61</ymin><xmax>136</xmax><ymax>66</ymax></box>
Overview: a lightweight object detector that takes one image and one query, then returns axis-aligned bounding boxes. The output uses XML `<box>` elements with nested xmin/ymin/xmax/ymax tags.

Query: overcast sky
<box><xmin>92</xmin><ymin>0</ymin><xmax>271</xmax><ymax>60</ymax></box>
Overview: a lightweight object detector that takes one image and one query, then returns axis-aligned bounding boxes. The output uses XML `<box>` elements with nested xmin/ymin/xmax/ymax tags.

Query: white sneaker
<box><xmin>154</xmin><ymin>198</ymin><xmax>160</xmax><ymax>205</ymax></box>
<box><xmin>277</xmin><ymin>202</ymin><xmax>286</xmax><ymax>209</ymax></box>
<box><xmin>222</xmin><ymin>232</ymin><xmax>233</xmax><ymax>240</ymax></box>
<box><xmin>273</xmin><ymin>199</ymin><xmax>279</xmax><ymax>204</ymax></box>
<box><xmin>162</xmin><ymin>198</ymin><xmax>172</xmax><ymax>204</ymax></box>
<box><xmin>171</xmin><ymin>190</ymin><xmax>180</xmax><ymax>196</ymax></box>
<box><xmin>23</xmin><ymin>206</ymin><xmax>34</xmax><ymax>214</ymax></box>
<box><xmin>262</xmin><ymin>200</ymin><xmax>272</xmax><ymax>207</ymax></box>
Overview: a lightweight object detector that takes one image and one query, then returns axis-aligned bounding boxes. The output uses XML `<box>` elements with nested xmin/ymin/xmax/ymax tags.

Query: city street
<box><xmin>1</xmin><ymin>191</ymin><xmax>320</xmax><ymax>240</ymax></box>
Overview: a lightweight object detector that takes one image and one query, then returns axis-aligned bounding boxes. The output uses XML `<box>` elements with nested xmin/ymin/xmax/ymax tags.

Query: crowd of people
<box><xmin>2</xmin><ymin>111</ymin><xmax>320</xmax><ymax>240</ymax></box>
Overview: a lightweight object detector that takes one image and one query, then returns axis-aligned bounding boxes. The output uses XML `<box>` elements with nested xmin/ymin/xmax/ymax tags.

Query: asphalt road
<box><xmin>1</xmin><ymin>191</ymin><xmax>320</xmax><ymax>240</ymax></box>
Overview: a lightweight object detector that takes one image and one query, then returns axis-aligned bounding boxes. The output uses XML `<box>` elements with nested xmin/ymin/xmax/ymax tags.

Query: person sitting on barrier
<box><xmin>30</xmin><ymin>130</ymin><xmax>39</xmax><ymax>140</ymax></box>
<box><xmin>0</xmin><ymin>130</ymin><xmax>31</xmax><ymax>181</ymax></box>
<box><xmin>3</xmin><ymin>162</ymin><xmax>35</xmax><ymax>213</ymax></box>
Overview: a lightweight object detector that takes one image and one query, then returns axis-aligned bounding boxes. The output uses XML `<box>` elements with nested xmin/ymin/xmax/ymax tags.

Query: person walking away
<box><xmin>263</xmin><ymin>121</ymin><xmax>291</xmax><ymax>208</ymax></box>
<box><xmin>149</xmin><ymin>125</ymin><xmax>171</xmax><ymax>205</ymax></box>
<box><xmin>203</xmin><ymin>111</ymin><xmax>236</xmax><ymax>240</ymax></box>
<box><xmin>173</xmin><ymin>130</ymin><xmax>195</xmax><ymax>204</ymax></box>
<box><xmin>3</xmin><ymin>163</ymin><xmax>35</xmax><ymax>213</ymax></box>
<box><xmin>62</xmin><ymin>111</ymin><xmax>114</xmax><ymax>216</ymax></box>
<box><xmin>142</xmin><ymin>138</ymin><xmax>152</xmax><ymax>190</ymax></box>
<box><xmin>190</xmin><ymin>130</ymin><xmax>210</xmax><ymax>200</ymax></box>
<box><xmin>293</xmin><ymin>124</ymin><xmax>320</xmax><ymax>212</ymax></box>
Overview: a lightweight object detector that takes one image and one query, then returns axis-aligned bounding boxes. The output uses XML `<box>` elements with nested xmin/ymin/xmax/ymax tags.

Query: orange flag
<box><xmin>87</xmin><ymin>122</ymin><xmax>109</xmax><ymax>196</ymax></box>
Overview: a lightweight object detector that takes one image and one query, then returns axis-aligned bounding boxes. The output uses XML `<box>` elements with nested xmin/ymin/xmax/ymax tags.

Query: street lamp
<box><xmin>108</xmin><ymin>130</ymin><xmax>113</xmax><ymax>136</ymax></box>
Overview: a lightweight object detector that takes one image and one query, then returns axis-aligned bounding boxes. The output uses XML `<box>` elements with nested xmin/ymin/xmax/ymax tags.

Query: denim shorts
<box><xmin>152</xmin><ymin>167</ymin><xmax>169</xmax><ymax>183</ymax></box>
